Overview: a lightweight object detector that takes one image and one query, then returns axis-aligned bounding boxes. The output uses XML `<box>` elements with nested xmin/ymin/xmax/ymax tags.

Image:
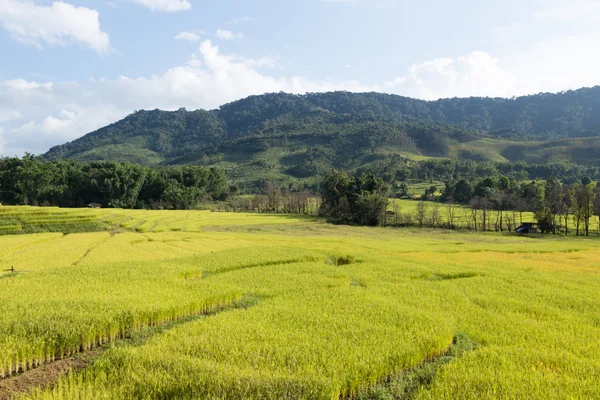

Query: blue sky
<box><xmin>1</xmin><ymin>0</ymin><xmax>600</xmax><ymax>156</ymax></box>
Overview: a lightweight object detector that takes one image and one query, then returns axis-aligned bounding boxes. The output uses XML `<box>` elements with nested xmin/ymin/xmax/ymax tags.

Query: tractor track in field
<box><xmin>351</xmin><ymin>333</ymin><xmax>478</xmax><ymax>400</ymax></box>
<box><xmin>71</xmin><ymin>231</ymin><xmax>116</xmax><ymax>266</ymax></box>
<box><xmin>0</xmin><ymin>358</ymin><xmax>88</xmax><ymax>400</ymax></box>
<box><xmin>0</xmin><ymin>296</ymin><xmax>259</xmax><ymax>400</ymax></box>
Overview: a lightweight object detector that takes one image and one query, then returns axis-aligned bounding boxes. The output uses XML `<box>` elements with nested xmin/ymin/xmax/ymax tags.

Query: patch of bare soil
<box><xmin>0</xmin><ymin>358</ymin><xmax>87</xmax><ymax>400</ymax></box>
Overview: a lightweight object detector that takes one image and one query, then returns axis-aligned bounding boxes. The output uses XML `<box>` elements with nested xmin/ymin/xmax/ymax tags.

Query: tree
<box><xmin>319</xmin><ymin>170</ymin><xmax>389</xmax><ymax>226</ymax></box>
<box><xmin>423</xmin><ymin>185</ymin><xmax>437</xmax><ymax>201</ymax></box>
<box><xmin>265</xmin><ymin>183</ymin><xmax>281</xmax><ymax>213</ymax></box>
<box><xmin>469</xmin><ymin>196</ymin><xmax>492</xmax><ymax>231</ymax></box>
<box><xmin>354</xmin><ymin>192</ymin><xmax>389</xmax><ymax>226</ymax></box>
<box><xmin>414</xmin><ymin>200</ymin><xmax>429</xmax><ymax>228</ymax></box>
<box><xmin>594</xmin><ymin>185</ymin><xmax>600</xmax><ymax>235</ymax></box>
<box><xmin>573</xmin><ymin>183</ymin><xmax>594</xmax><ymax>236</ymax></box>
<box><xmin>453</xmin><ymin>179</ymin><xmax>474</xmax><ymax>203</ymax></box>
<box><xmin>560</xmin><ymin>186</ymin><xmax>575</xmax><ymax>236</ymax></box>
<box><xmin>319</xmin><ymin>170</ymin><xmax>351</xmax><ymax>221</ymax></box>
<box><xmin>544</xmin><ymin>178</ymin><xmax>563</xmax><ymax>234</ymax></box>
<box><xmin>445</xmin><ymin>200</ymin><xmax>458</xmax><ymax>229</ymax></box>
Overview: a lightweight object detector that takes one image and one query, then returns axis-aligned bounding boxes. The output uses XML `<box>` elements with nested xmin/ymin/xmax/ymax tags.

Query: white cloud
<box><xmin>130</xmin><ymin>0</ymin><xmax>191</xmax><ymax>12</ymax></box>
<box><xmin>215</xmin><ymin>29</ymin><xmax>243</xmax><ymax>41</ymax></box>
<box><xmin>175</xmin><ymin>31</ymin><xmax>201</xmax><ymax>41</ymax></box>
<box><xmin>384</xmin><ymin>51</ymin><xmax>517</xmax><ymax>100</ymax></box>
<box><xmin>0</xmin><ymin>0</ymin><xmax>111</xmax><ymax>53</ymax></box>
<box><xmin>3</xmin><ymin>79</ymin><xmax>53</xmax><ymax>91</ymax></box>
<box><xmin>0</xmin><ymin>110</ymin><xmax>22</xmax><ymax>123</ymax></box>
<box><xmin>533</xmin><ymin>0</ymin><xmax>600</xmax><ymax>22</ymax></box>
<box><xmin>13</xmin><ymin>121</ymin><xmax>36</xmax><ymax>134</ymax></box>
<box><xmin>2</xmin><ymin>31</ymin><xmax>600</xmax><ymax>157</ymax></box>
<box><xmin>0</xmin><ymin>41</ymin><xmax>369</xmax><ymax>156</ymax></box>
<box><xmin>241</xmin><ymin>56</ymin><xmax>284</xmax><ymax>70</ymax></box>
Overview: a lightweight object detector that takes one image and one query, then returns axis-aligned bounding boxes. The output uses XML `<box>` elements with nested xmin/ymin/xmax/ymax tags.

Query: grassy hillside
<box><xmin>43</xmin><ymin>89</ymin><xmax>600</xmax><ymax>188</ymax></box>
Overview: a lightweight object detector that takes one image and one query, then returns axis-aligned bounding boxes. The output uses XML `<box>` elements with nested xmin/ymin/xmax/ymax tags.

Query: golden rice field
<box><xmin>1</xmin><ymin>206</ymin><xmax>600</xmax><ymax>399</ymax></box>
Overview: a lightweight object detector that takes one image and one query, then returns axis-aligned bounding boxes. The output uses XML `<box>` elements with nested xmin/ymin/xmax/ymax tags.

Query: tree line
<box><xmin>4</xmin><ymin>155</ymin><xmax>600</xmax><ymax>236</ymax></box>
<box><xmin>440</xmin><ymin>176</ymin><xmax>600</xmax><ymax>236</ymax></box>
<box><xmin>0</xmin><ymin>156</ymin><xmax>228</xmax><ymax>209</ymax></box>
<box><xmin>315</xmin><ymin>170</ymin><xmax>600</xmax><ymax>235</ymax></box>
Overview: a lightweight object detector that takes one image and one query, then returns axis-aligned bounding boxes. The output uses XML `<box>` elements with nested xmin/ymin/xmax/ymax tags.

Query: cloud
<box><xmin>0</xmin><ymin>0</ymin><xmax>111</xmax><ymax>53</ymax></box>
<box><xmin>384</xmin><ymin>51</ymin><xmax>517</xmax><ymax>100</ymax></box>
<box><xmin>533</xmin><ymin>0</ymin><xmax>600</xmax><ymax>22</ymax></box>
<box><xmin>215</xmin><ymin>29</ymin><xmax>243</xmax><ymax>41</ymax></box>
<box><xmin>175</xmin><ymin>31</ymin><xmax>201</xmax><ymax>41</ymax></box>
<box><xmin>0</xmin><ymin>128</ymin><xmax>4</xmax><ymax>156</ymax></box>
<box><xmin>130</xmin><ymin>0</ymin><xmax>191</xmax><ymax>12</ymax></box>
<box><xmin>0</xmin><ymin>110</ymin><xmax>22</xmax><ymax>123</ymax></box>
<box><xmin>0</xmin><ymin>40</ymin><xmax>369</xmax><ymax>156</ymax></box>
<box><xmin>241</xmin><ymin>56</ymin><xmax>284</xmax><ymax>70</ymax></box>
<box><xmin>3</xmin><ymin>33</ymin><xmax>600</xmax><ymax>157</ymax></box>
<box><xmin>3</xmin><ymin>79</ymin><xmax>54</xmax><ymax>91</ymax></box>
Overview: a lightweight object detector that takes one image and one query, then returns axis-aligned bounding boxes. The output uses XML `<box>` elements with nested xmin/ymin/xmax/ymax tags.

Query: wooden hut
<box><xmin>516</xmin><ymin>222</ymin><xmax>538</xmax><ymax>234</ymax></box>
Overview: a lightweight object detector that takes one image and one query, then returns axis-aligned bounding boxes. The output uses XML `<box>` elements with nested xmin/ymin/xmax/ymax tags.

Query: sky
<box><xmin>1</xmin><ymin>0</ymin><xmax>600</xmax><ymax>156</ymax></box>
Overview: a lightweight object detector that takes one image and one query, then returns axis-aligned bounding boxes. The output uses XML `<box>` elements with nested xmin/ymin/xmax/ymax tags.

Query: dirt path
<box><xmin>0</xmin><ymin>359</ymin><xmax>86</xmax><ymax>400</ymax></box>
<box><xmin>0</xmin><ymin>296</ymin><xmax>259</xmax><ymax>399</ymax></box>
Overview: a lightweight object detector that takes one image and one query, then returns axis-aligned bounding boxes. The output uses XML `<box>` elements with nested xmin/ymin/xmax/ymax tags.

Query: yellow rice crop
<box><xmin>0</xmin><ymin>207</ymin><xmax>598</xmax><ymax>399</ymax></box>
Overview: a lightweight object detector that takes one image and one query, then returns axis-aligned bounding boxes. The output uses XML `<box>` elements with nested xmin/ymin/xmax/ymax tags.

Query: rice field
<box><xmin>1</xmin><ymin>206</ymin><xmax>600</xmax><ymax>399</ymax></box>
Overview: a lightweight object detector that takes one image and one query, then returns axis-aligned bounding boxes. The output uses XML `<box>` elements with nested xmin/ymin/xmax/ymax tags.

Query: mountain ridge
<box><xmin>44</xmin><ymin>87</ymin><xmax>600</xmax><ymax>188</ymax></box>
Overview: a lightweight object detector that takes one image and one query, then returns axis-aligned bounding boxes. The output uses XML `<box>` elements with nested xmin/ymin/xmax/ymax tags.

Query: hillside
<box><xmin>44</xmin><ymin>88</ymin><xmax>600</xmax><ymax>188</ymax></box>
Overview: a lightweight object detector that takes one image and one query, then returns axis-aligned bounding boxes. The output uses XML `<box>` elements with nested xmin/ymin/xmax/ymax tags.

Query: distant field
<box><xmin>1</xmin><ymin>207</ymin><xmax>600</xmax><ymax>399</ymax></box>
<box><xmin>0</xmin><ymin>206</ymin><xmax>314</xmax><ymax>235</ymax></box>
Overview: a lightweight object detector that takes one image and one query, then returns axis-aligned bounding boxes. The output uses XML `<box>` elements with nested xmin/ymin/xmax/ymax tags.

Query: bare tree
<box><xmin>253</xmin><ymin>195</ymin><xmax>268</xmax><ymax>213</ymax></box>
<box><xmin>414</xmin><ymin>200</ymin><xmax>429</xmax><ymax>228</ymax></box>
<box><xmin>430</xmin><ymin>203</ymin><xmax>441</xmax><ymax>229</ymax></box>
<box><xmin>574</xmin><ymin>184</ymin><xmax>593</xmax><ymax>236</ymax></box>
<box><xmin>560</xmin><ymin>186</ymin><xmax>574</xmax><ymax>236</ymax></box>
<box><xmin>445</xmin><ymin>200</ymin><xmax>458</xmax><ymax>229</ymax></box>
<box><xmin>265</xmin><ymin>183</ymin><xmax>281</xmax><ymax>213</ymax></box>
<box><xmin>401</xmin><ymin>212</ymin><xmax>414</xmax><ymax>227</ymax></box>
<box><xmin>392</xmin><ymin>199</ymin><xmax>401</xmax><ymax>226</ymax></box>
<box><xmin>545</xmin><ymin>179</ymin><xmax>563</xmax><ymax>234</ymax></box>
<box><xmin>594</xmin><ymin>185</ymin><xmax>600</xmax><ymax>235</ymax></box>
<box><xmin>469</xmin><ymin>196</ymin><xmax>491</xmax><ymax>231</ymax></box>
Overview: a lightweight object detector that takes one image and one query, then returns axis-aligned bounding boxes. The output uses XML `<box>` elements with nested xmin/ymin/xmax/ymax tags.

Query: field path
<box><xmin>0</xmin><ymin>359</ymin><xmax>87</xmax><ymax>400</ymax></box>
<box><xmin>72</xmin><ymin>231</ymin><xmax>115</xmax><ymax>266</ymax></box>
<box><xmin>0</xmin><ymin>296</ymin><xmax>259</xmax><ymax>399</ymax></box>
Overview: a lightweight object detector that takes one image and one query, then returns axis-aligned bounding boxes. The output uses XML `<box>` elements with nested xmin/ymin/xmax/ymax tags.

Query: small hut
<box><xmin>516</xmin><ymin>222</ymin><xmax>538</xmax><ymax>234</ymax></box>
<box><xmin>87</xmin><ymin>203</ymin><xmax>102</xmax><ymax>209</ymax></box>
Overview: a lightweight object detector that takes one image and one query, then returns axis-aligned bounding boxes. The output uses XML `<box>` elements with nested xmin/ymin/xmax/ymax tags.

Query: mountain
<box><xmin>45</xmin><ymin>88</ymin><xmax>600</xmax><ymax>188</ymax></box>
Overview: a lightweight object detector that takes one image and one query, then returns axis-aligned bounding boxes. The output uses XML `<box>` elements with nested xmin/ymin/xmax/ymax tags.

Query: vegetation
<box><xmin>0</xmin><ymin>210</ymin><xmax>599</xmax><ymax>399</ymax></box>
<box><xmin>319</xmin><ymin>171</ymin><xmax>389</xmax><ymax>226</ymax></box>
<box><xmin>0</xmin><ymin>155</ymin><xmax>228</xmax><ymax>209</ymax></box>
<box><xmin>41</xmin><ymin>90</ymin><xmax>600</xmax><ymax>190</ymax></box>
<box><xmin>315</xmin><ymin>169</ymin><xmax>600</xmax><ymax>235</ymax></box>
<box><xmin>439</xmin><ymin>177</ymin><xmax>600</xmax><ymax>235</ymax></box>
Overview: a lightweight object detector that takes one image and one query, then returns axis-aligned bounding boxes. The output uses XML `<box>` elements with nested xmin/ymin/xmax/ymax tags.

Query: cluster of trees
<box><xmin>318</xmin><ymin>171</ymin><xmax>389</xmax><ymax>226</ymax></box>
<box><xmin>364</xmin><ymin>157</ymin><xmax>600</xmax><ymax>189</ymax></box>
<box><xmin>440</xmin><ymin>176</ymin><xmax>600</xmax><ymax>235</ymax></box>
<box><xmin>0</xmin><ymin>156</ymin><xmax>228</xmax><ymax>209</ymax></box>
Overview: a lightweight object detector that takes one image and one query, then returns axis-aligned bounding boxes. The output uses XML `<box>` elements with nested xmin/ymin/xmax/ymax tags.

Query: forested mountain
<box><xmin>44</xmin><ymin>87</ymin><xmax>600</xmax><ymax>189</ymax></box>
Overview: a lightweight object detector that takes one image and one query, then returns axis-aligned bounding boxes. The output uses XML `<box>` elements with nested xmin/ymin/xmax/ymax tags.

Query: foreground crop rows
<box><xmin>0</xmin><ymin>209</ymin><xmax>599</xmax><ymax>399</ymax></box>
